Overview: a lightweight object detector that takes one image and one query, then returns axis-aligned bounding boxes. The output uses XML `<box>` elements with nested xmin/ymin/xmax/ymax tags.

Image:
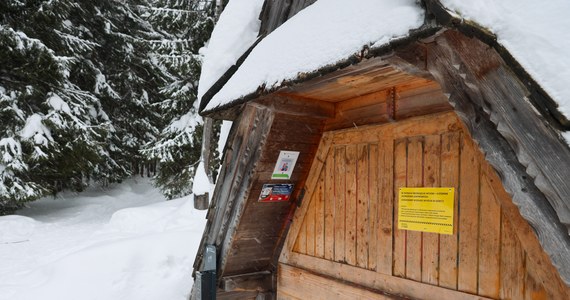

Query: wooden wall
<box><xmin>279</xmin><ymin>112</ymin><xmax>569</xmax><ymax>299</ymax></box>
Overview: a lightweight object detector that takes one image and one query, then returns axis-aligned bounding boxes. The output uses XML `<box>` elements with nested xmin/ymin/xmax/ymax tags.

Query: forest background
<box><xmin>0</xmin><ymin>0</ymin><xmax>227</xmax><ymax>214</ymax></box>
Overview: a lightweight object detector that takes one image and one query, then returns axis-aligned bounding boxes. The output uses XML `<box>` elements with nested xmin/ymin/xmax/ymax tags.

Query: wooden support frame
<box><xmin>282</xmin><ymin>254</ymin><xmax>493</xmax><ymax>300</ymax></box>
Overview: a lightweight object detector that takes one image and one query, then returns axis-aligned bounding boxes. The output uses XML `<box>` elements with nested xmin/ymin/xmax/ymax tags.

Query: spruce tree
<box><xmin>0</xmin><ymin>0</ymin><xmax>215</xmax><ymax>212</ymax></box>
<box><xmin>140</xmin><ymin>0</ymin><xmax>216</xmax><ymax>199</ymax></box>
<box><xmin>0</xmin><ymin>0</ymin><xmax>113</xmax><ymax>213</ymax></box>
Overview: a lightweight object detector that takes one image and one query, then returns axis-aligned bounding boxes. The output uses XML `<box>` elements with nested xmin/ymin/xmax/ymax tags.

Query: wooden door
<box><xmin>278</xmin><ymin>112</ymin><xmax>568</xmax><ymax>300</ymax></box>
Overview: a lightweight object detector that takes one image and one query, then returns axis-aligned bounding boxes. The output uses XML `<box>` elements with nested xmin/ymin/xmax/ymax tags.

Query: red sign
<box><xmin>258</xmin><ymin>184</ymin><xmax>294</xmax><ymax>202</ymax></box>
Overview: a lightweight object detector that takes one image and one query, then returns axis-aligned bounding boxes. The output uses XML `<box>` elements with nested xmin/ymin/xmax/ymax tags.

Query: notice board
<box><xmin>398</xmin><ymin>187</ymin><xmax>455</xmax><ymax>235</ymax></box>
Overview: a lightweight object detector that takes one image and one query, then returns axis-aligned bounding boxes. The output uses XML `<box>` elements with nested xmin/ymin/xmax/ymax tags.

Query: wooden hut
<box><xmin>192</xmin><ymin>0</ymin><xmax>570</xmax><ymax>299</ymax></box>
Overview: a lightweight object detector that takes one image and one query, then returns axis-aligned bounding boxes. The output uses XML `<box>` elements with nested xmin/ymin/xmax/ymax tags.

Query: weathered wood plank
<box><xmin>214</xmin><ymin>105</ymin><xmax>276</xmax><ymax>276</ymax></box>
<box><xmin>478</xmin><ymin>174</ymin><xmax>501</xmax><ymax>298</ymax></box>
<box><xmin>457</xmin><ymin>134</ymin><xmax>480</xmax><ymax>293</ymax></box>
<box><xmin>305</xmin><ymin>186</ymin><xmax>316</xmax><ymax>257</ymax></box>
<box><xmin>345</xmin><ymin>144</ymin><xmax>358</xmax><ymax>266</ymax></box>
<box><xmin>315</xmin><ymin>173</ymin><xmax>325</xmax><ymax>258</ymax></box>
<box><xmin>439</xmin><ymin>131</ymin><xmax>460</xmax><ymax>289</ymax></box>
<box><xmin>285</xmin><ymin>253</ymin><xmax>493</xmax><ymax>300</ymax></box>
<box><xmin>278</xmin><ymin>263</ymin><xmax>395</xmax><ymax>300</ymax></box>
<box><xmin>331</xmin><ymin>111</ymin><xmax>459</xmax><ymax>145</ymax></box>
<box><xmin>393</xmin><ymin>138</ymin><xmax>407</xmax><ymax>277</ymax></box>
<box><xmin>500</xmin><ymin>217</ymin><xmax>525</xmax><ymax>300</ymax></box>
<box><xmin>422</xmin><ymin>135</ymin><xmax>441</xmax><ymax>285</ymax></box>
<box><xmin>324</xmin><ymin>149</ymin><xmax>335</xmax><ymax>260</ymax></box>
<box><xmin>294</xmin><ymin>218</ymin><xmax>306</xmax><ymax>254</ymax></box>
<box><xmin>253</xmin><ymin>94</ymin><xmax>335</xmax><ymax>119</ymax></box>
<box><xmin>524</xmin><ymin>256</ymin><xmax>548</xmax><ymax>300</ymax></box>
<box><xmin>443</xmin><ymin>30</ymin><xmax>570</xmax><ymax>230</ymax></box>
<box><xmin>378</xmin><ymin>140</ymin><xmax>394</xmax><ymax>275</ymax></box>
<box><xmin>483</xmin><ymin>163</ymin><xmax>570</xmax><ymax>299</ymax></box>
<box><xmin>334</xmin><ymin>146</ymin><xmax>346</xmax><ymax>263</ymax></box>
<box><xmin>368</xmin><ymin>143</ymin><xmax>379</xmax><ymax>271</ymax></box>
<box><xmin>357</xmin><ymin>144</ymin><xmax>370</xmax><ymax>269</ymax></box>
<box><xmin>405</xmin><ymin>137</ymin><xmax>423</xmax><ymax>282</ymax></box>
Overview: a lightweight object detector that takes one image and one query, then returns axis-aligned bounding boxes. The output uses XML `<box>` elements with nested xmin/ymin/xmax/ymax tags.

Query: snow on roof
<box><xmin>196</xmin><ymin>0</ymin><xmax>265</xmax><ymax>101</ymax></box>
<box><xmin>203</xmin><ymin>0</ymin><xmax>570</xmax><ymax>122</ymax></box>
<box><xmin>442</xmin><ymin>0</ymin><xmax>570</xmax><ymax>118</ymax></box>
<box><xmin>204</xmin><ymin>0</ymin><xmax>424</xmax><ymax>111</ymax></box>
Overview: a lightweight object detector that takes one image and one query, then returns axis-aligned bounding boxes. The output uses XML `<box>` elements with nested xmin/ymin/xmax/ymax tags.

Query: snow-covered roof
<box><xmin>201</xmin><ymin>0</ymin><xmax>570</xmax><ymax>121</ymax></box>
<box><xmin>441</xmin><ymin>0</ymin><xmax>570</xmax><ymax>118</ymax></box>
<box><xmin>204</xmin><ymin>0</ymin><xmax>424</xmax><ymax>111</ymax></box>
<box><xmin>196</xmin><ymin>0</ymin><xmax>265</xmax><ymax>101</ymax></box>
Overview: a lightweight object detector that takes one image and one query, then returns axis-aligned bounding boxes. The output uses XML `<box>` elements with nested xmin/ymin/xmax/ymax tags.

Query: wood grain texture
<box><xmin>283</xmin><ymin>254</ymin><xmax>493</xmax><ymax>300</ymax></box>
<box><xmin>478</xmin><ymin>175</ymin><xmax>501</xmax><ymax>298</ymax></box>
<box><xmin>345</xmin><ymin>144</ymin><xmax>358</xmax><ymax>266</ymax></box>
<box><xmin>356</xmin><ymin>144</ymin><xmax>370</xmax><ymax>269</ymax></box>
<box><xmin>405</xmin><ymin>137</ymin><xmax>423</xmax><ymax>282</ymax></box>
<box><xmin>324</xmin><ymin>149</ymin><xmax>335</xmax><ymax>260</ymax></box>
<box><xmin>439</xmin><ymin>132</ymin><xmax>460</xmax><ymax>289</ymax></box>
<box><xmin>334</xmin><ymin>146</ymin><xmax>346</xmax><ymax>263</ymax></box>
<box><xmin>368</xmin><ymin>143</ymin><xmax>379</xmax><ymax>271</ymax></box>
<box><xmin>393</xmin><ymin>139</ymin><xmax>407</xmax><ymax>278</ymax></box>
<box><xmin>378</xmin><ymin>141</ymin><xmax>394</xmax><ymax>275</ymax></box>
<box><xmin>457</xmin><ymin>134</ymin><xmax>480</xmax><ymax>293</ymax></box>
<box><xmin>422</xmin><ymin>135</ymin><xmax>441</xmax><ymax>285</ymax></box>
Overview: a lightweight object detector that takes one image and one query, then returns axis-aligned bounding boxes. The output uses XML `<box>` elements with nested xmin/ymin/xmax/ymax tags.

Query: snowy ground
<box><xmin>0</xmin><ymin>178</ymin><xmax>206</xmax><ymax>300</ymax></box>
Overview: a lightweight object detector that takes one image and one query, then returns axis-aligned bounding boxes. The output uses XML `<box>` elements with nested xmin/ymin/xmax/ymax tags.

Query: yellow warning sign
<box><xmin>398</xmin><ymin>187</ymin><xmax>455</xmax><ymax>235</ymax></box>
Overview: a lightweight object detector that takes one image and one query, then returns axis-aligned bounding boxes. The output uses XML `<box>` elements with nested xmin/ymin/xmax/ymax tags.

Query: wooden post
<box><xmin>194</xmin><ymin>117</ymin><xmax>214</xmax><ymax>210</ymax></box>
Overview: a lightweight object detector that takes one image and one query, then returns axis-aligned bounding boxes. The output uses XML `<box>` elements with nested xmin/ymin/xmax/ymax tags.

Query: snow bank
<box><xmin>442</xmin><ymin>0</ymin><xmax>570</xmax><ymax>119</ymax></box>
<box><xmin>205</xmin><ymin>0</ymin><xmax>424</xmax><ymax>110</ymax></box>
<box><xmin>197</xmin><ymin>0</ymin><xmax>265</xmax><ymax>100</ymax></box>
<box><xmin>0</xmin><ymin>179</ymin><xmax>207</xmax><ymax>300</ymax></box>
<box><xmin>0</xmin><ymin>215</ymin><xmax>36</xmax><ymax>244</ymax></box>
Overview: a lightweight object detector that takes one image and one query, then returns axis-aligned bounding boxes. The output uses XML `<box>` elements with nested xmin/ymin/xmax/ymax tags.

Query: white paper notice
<box><xmin>271</xmin><ymin>151</ymin><xmax>300</xmax><ymax>180</ymax></box>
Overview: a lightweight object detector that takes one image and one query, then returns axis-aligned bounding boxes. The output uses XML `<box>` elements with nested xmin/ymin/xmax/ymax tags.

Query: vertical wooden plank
<box><xmin>406</xmin><ymin>137</ymin><xmax>423</xmax><ymax>281</ymax></box>
<box><xmin>378</xmin><ymin>140</ymin><xmax>394</xmax><ymax>275</ymax></box>
<box><xmin>345</xmin><ymin>144</ymin><xmax>358</xmax><ymax>266</ymax></box>
<box><xmin>357</xmin><ymin>144</ymin><xmax>370</xmax><ymax>269</ymax></box>
<box><xmin>306</xmin><ymin>189</ymin><xmax>316</xmax><ymax>257</ymax></box>
<box><xmin>295</xmin><ymin>218</ymin><xmax>307</xmax><ymax>254</ymax></box>
<box><xmin>393</xmin><ymin>138</ymin><xmax>407</xmax><ymax>277</ymax></box>
<box><xmin>368</xmin><ymin>143</ymin><xmax>379</xmax><ymax>271</ymax></box>
<box><xmin>478</xmin><ymin>175</ymin><xmax>501</xmax><ymax>298</ymax></box>
<box><xmin>315</xmin><ymin>172</ymin><xmax>325</xmax><ymax>258</ymax></box>
<box><xmin>457</xmin><ymin>134</ymin><xmax>480</xmax><ymax>294</ymax></box>
<box><xmin>334</xmin><ymin>146</ymin><xmax>346</xmax><ymax>263</ymax></box>
<box><xmin>324</xmin><ymin>149</ymin><xmax>335</xmax><ymax>260</ymax></box>
<box><xmin>500</xmin><ymin>216</ymin><xmax>525</xmax><ymax>300</ymax></box>
<box><xmin>457</xmin><ymin>135</ymin><xmax>480</xmax><ymax>293</ymax></box>
<box><xmin>439</xmin><ymin>132</ymin><xmax>460</xmax><ymax>289</ymax></box>
<box><xmin>524</xmin><ymin>256</ymin><xmax>548</xmax><ymax>300</ymax></box>
<box><xmin>422</xmin><ymin>135</ymin><xmax>441</xmax><ymax>285</ymax></box>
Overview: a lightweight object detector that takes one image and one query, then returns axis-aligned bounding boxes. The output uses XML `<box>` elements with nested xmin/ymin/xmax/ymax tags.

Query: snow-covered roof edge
<box><xmin>199</xmin><ymin>0</ymin><xmax>569</xmax><ymax>130</ymax></box>
<box><xmin>196</xmin><ymin>0</ymin><xmax>265</xmax><ymax>102</ymax></box>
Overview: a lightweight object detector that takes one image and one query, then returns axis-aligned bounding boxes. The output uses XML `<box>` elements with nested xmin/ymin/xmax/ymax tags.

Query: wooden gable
<box><xmin>279</xmin><ymin>112</ymin><xmax>569</xmax><ymax>299</ymax></box>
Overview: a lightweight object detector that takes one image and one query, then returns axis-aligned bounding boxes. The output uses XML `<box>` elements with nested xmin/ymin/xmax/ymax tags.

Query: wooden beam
<box><xmin>284</xmin><ymin>254</ymin><xmax>493</xmax><ymax>300</ymax></box>
<box><xmin>253</xmin><ymin>94</ymin><xmax>335</xmax><ymax>119</ymax></box>
<box><xmin>278</xmin><ymin>264</ymin><xmax>401</xmax><ymax>299</ymax></box>
<box><xmin>279</xmin><ymin>132</ymin><xmax>333</xmax><ymax>263</ymax></box>
<box><xmin>221</xmin><ymin>271</ymin><xmax>274</xmax><ymax>293</ymax></box>
<box><xmin>201</xmin><ymin>104</ymin><xmax>275</xmax><ymax>277</ymax></box>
